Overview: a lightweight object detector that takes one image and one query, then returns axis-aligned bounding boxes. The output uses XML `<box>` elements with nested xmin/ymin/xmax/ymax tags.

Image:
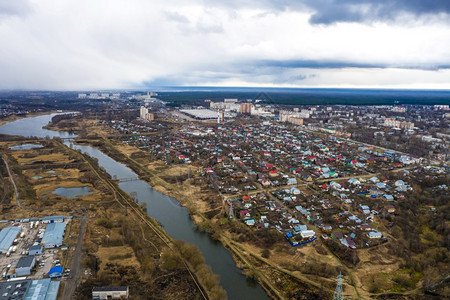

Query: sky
<box><xmin>0</xmin><ymin>0</ymin><xmax>450</xmax><ymax>90</ymax></box>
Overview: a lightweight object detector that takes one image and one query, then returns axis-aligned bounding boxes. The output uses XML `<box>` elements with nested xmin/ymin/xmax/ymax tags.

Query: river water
<box><xmin>0</xmin><ymin>114</ymin><xmax>270</xmax><ymax>300</ymax></box>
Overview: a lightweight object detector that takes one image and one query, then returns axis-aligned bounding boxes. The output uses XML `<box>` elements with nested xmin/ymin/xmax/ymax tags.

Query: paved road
<box><xmin>2</xmin><ymin>156</ymin><xmax>21</xmax><ymax>208</ymax></box>
<box><xmin>62</xmin><ymin>209</ymin><xmax>87</xmax><ymax>300</ymax></box>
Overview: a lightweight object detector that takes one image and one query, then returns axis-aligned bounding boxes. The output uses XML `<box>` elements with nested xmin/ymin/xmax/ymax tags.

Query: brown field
<box><xmin>115</xmin><ymin>143</ymin><xmax>139</xmax><ymax>157</ymax></box>
<box><xmin>113</xmin><ymin>142</ymin><xmax>214</xmax><ymax>214</ymax></box>
<box><xmin>96</xmin><ymin>246</ymin><xmax>140</xmax><ymax>270</ymax></box>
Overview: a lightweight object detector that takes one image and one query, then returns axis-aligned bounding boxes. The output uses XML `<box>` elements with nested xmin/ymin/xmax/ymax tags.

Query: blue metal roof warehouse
<box><xmin>41</xmin><ymin>222</ymin><xmax>66</xmax><ymax>248</ymax></box>
<box><xmin>0</xmin><ymin>226</ymin><xmax>21</xmax><ymax>252</ymax></box>
<box><xmin>24</xmin><ymin>278</ymin><xmax>60</xmax><ymax>300</ymax></box>
<box><xmin>0</xmin><ymin>278</ymin><xmax>60</xmax><ymax>300</ymax></box>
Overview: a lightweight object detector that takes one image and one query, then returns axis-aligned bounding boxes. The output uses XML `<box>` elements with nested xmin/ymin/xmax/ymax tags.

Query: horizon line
<box><xmin>1</xmin><ymin>86</ymin><xmax>450</xmax><ymax>93</ymax></box>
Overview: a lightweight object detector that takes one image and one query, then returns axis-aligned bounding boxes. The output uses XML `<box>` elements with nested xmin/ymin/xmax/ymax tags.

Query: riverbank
<box><xmin>0</xmin><ymin>111</ymin><xmax>59</xmax><ymax>127</ymax></box>
<box><xmin>58</xmin><ymin>140</ymin><xmax>228</xmax><ymax>300</ymax></box>
<box><xmin>75</xmin><ymin>135</ymin><xmax>333</xmax><ymax>299</ymax></box>
<box><xmin>0</xmin><ymin>116</ymin><xmax>224</xmax><ymax>300</ymax></box>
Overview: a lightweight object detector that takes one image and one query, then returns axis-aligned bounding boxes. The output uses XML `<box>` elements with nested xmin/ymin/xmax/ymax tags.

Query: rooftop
<box><xmin>41</xmin><ymin>222</ymin><xmax>66</xmax><ymax>247</ymax></box>
<box><xmin>0</xmin><ymin>279</ymin><xmax>31</xmax><ymax>300</ymax></box>
<box><xmin>17</xmin><ymin>256</ymin><xmax>35</xmax><ymax>269</ymax></box>
<box><xmin>0</xmin><ymin>226</ymin><xmax>21</xmax><ymax>252</ymax></box>
<box><xmin>24</xmin><ymin>278</ymin><xmax>60</xmax><ymax>300</ymax></box>
<box><xmin>179</xmin><ymin>109</ymin><xmax>218</xmax><ymax>119</ymax></box>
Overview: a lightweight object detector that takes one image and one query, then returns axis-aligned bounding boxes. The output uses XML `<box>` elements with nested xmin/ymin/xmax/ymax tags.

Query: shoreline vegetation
<box><xmin>59</xmin><ymin>137</ymin><xmax>228</xmax><ymax>299</ymax></box>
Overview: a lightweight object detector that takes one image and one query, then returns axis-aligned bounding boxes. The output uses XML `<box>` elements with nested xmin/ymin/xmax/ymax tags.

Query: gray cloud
<box><xmin>164</xmin><ymin>11</ymin><xmax>190</xmax><ymax>24</ymax></box>
<box><xmin>205</xmin><ymin>0</ymin><xmax>450</xmax><ymax>24</ymax></box>
<box><xmin>255</xmin><ymin>59</ymin><xmax>450</xmax><ymax>71</ymax></box>
<box><xmin>195</xmin><ymin>22</ymin><xmax>223</xmax><ymax>34</ymax></box>
<box><xmin>0</xmin><ymin>0</ymin><xmax>31</xmax><ymax>19</ymax></box>
<box><xmin>305</xmin><ymin>0</ymin><xmax>450</xmax><ymax>24</ymax></box>
<box><xmin>0</xmin><ymin>0</ymin><xmax>449</xmax><ymax>90</ymax></box>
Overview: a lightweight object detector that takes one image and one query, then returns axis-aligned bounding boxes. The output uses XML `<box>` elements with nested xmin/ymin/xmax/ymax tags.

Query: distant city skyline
<box><xmin>1</xmin><ymin>0</ymin><xmax>450</xmax><ymax>90</ymax></box>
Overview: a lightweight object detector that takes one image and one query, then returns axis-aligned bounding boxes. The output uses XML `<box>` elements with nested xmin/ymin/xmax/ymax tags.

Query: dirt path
<box><xmin>62</xmin><ymin>209</ymin><xmax>86</xmax><ymax>300</ymax></box>
<box><xmin>2</xmin><ymin>156</ymin><xmax>20</xmax><ymax>208</ymax></box>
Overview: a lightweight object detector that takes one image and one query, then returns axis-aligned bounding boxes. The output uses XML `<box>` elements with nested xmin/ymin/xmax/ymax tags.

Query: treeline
<box><xmin>157</xmin><ymin>90</ymin><xmax>450</xmax><ymax>106</ymax></box>
<box><xmin>50</xmin><ymin>113</ymin><xmax>80</xmax><ymax>125</ymax></box>
<box><xmin>381</xmin><ymin>175</ymin><xmax>449</xmax><ymax>293</ymax></box>
<box><xmin>163</xmin><ymin>240</ymin><xmax>228</xmax><ymax>300</ymax></box>
<box><xmin>117</xmin><ymin>218</ymin><xmax>227</xmax><ymax>300</ymax></box>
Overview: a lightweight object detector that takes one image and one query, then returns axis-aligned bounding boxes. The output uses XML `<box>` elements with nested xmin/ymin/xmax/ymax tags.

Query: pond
<box><xmin>51</xmin><ymin>186</ymin><xmax>93</xmax><ymax>198</ymax></box>
<box><xmin>9</xmin><ymin>144</ymin><xmax>44</xmax><ymax>150</ymax></box>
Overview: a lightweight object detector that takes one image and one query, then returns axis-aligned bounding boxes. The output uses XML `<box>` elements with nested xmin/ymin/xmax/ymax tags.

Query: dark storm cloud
<box><xmin>208</xmin><ymin>0</ymin><xmax>450</xmax><ymax>24</ymax></box>
<box><xmin>305</xmin><ymin>0</ymin><xmax>450</xmax><ymax>24</ymax></box>
<box><xmin>257</xmin><ymin>59</ymin><xmax>381</xmax><ymax>69</ymax></box>
<box><xmin>145</xmin><ymin>57</ymin><xmax>450</xmax><ymax>87</ymax></box>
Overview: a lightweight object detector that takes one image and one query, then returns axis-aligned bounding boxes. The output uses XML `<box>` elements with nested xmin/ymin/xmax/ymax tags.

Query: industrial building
<box><xmin>24</xmin><ymin>278</ymin><xmax>60</xmax><ymax>300</ymax></box>
<box><xmin>15</xmin><ymin>256</ymin><xmax>36</xmax><ymax>277</ymax></box>
<box><xmin>0</xmin><ymin>278</ymin><xmax>60</xmax><ymax>300</ymax></box>
<box><xmin>179</xmin><ymin>109</ymin><xmax>218</xmax><ymax>120</ymax></box>
<box><xmin>92</xmin><ymin>286</ymin><xmax>129</xmax><ymax>299</ymax></box>
<box><xmin>0</xmin><ymin>279</ymin><xmax>31</xmax><ymax>300</ymax></box>
<box><xmin>41</xmin><ymin>222</ymin><xmax>66</xmax><ymax>248</ymax></box>
<box><xmin>0</xmin><ymin>226</ymin><xmax>21</xmax><ymax>252</ymax></box>
<box><xmin>28</xmin><ymin>244</ymin><xmax>43</xmax><ymax>256</ymax></box>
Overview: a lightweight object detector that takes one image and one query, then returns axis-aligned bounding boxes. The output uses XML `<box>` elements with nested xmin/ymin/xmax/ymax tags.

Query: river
<box><xmin>0</xmin><ymin>114</ymin><xmax>270</xmax><ymax>300</ymax></box>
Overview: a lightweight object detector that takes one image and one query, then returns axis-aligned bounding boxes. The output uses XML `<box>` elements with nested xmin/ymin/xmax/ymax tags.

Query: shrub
<box><xmin>160</xmin><ymin>248</ymin><xmax>181</xmax><ymax>271</ymax></box>
<box><xmin>97</xmin><ymin>218</ymin><xmax>114</xmax><ymax>229</ymax></box>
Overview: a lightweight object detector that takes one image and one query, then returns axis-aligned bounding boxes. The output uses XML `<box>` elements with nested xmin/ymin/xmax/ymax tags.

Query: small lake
<box><xmin>9</xmin><ymin>144</ymin><xmax>44</xmax><ymax>150</ymax></box>
<box><xmin>51</xmin><ymin>186</ymin><xmax>92</xmax><ymax>198</ymax></box>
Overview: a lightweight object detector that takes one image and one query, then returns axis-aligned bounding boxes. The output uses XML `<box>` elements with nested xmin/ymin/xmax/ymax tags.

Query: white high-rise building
<box><xmin>140</xmin><ymin>106</ymin><xmax>148</xmax><ymax>119</ymax></box>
